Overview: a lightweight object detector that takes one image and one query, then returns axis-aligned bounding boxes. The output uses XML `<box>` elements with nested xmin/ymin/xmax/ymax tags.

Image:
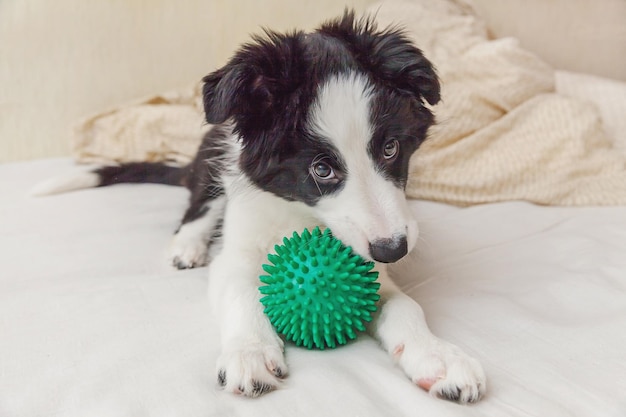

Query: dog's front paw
<box><xmin>216</xmin><ymin>342</ymin><xmax>288</xmax><ymax>397</ymax></box>
<box><xmin>169</xmin><ymin>232</ymin><xmax>209</xmax><ymax>269</ymax></box>
<box><xmin>393</xmin><ymin>339</ymin><xmax>486</xmax><ymax>404</ymax></box>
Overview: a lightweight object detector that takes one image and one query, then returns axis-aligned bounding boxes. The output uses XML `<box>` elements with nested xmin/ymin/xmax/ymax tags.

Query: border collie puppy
<box><xmin>36</xmin><ymin>11</ymin><xmax>485</xmax><ymax>403</ymax></box>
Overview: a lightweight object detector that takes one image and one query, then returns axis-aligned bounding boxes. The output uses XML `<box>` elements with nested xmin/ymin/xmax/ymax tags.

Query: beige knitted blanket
<box><xmin>72</xmin><ymin>0</ymin><xmax>626</xmax><ymax>206</ymax></box>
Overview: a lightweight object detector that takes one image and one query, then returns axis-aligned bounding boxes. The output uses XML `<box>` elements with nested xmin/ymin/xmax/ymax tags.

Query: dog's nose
<box><xmin>369</xmin><ymin>235</ymin><xmax>408</xmax><ymax>263</ymax></box>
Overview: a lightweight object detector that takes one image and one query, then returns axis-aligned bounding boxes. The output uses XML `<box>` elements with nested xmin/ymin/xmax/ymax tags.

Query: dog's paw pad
<box><xmin>415</xmin><ymin>377</ymin><xmax>439</xmax><ymax>391</ymax></box>
<box><xmin>169</xmin><ymin>234</ymin><xmax>209</xmax><ymax>270</ymax></box>
<box><xmin>396</xmin><ymin>340</ymin><xmax>486</xmax><ymax>404</ymax></box>
<box><xmin>429</xmin><ymin>377</ymin><xmax>485</xmax><ymax>404</ymax></box>
<box><xmin>171</xmin><ymin>254</ymin><xmax>207</xmax><ymax>270</ymax></box>
<box><xmin>216</xmin><ymin>344</ymin><xmax>287</xmax><ymax>398</ymax></box>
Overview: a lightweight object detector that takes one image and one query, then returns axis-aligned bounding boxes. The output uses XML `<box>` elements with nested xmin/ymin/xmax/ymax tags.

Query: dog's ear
<box><xmin>202</xmin><ymin>31</ymin><xmax>305</xmax><ymax>126</ymax></box>
<box><xmin>368</xmin><ymin>29</ymin><xmax>441</xmax><ymax>106</ymax></box>
<box><xmin>202</xmin><ymin>67</ymin><xmax>239</xmax><ymax>124</ymax></box>
<box><xmin>319</xmin><ymin>11</ymin><xmax>440</xmax><ymax>106</ymax></box>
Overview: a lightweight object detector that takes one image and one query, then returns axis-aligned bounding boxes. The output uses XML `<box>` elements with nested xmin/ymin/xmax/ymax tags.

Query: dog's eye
<box><xmin>311</xmin><ymin>161</ymin><xmax>335</xmax><ymax>180</ymax></box>
<box><xmin>383</xmin><ymin>139</ymin><xmax>399</xmax><ymax>160</ymax></box>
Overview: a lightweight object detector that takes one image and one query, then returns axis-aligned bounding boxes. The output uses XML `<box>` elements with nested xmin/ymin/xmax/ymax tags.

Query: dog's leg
<box><xmin>207</xmin><ymin>189</ymin><xmax>311</xmax><ymax>397</ymax></box>
<box><xmin>170</xmin><ymin>196</ymin><xmax>226</xmax><ymax>269</ymax></box>
<box><xmin>372</xmin><ymin>267</ymin><xmax>486</xmax><ymax>403</ymax></box>
<box><xmin>208</xmin><ymin>245</ymin><xmax>288</xmax><ymax>397</ymax></box>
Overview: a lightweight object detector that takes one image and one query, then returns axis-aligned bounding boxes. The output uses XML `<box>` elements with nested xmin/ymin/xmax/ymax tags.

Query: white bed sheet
<box><xmin>1</xmin><ymin>158</ymin><xmax>625</xmax><ymax>417</ymax></box>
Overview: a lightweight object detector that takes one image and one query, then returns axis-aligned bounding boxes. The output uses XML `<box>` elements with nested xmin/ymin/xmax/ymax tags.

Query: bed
<box><xmin>2</xmin><ymin>0</ymin><xmax>626</xmax><ymax>416</ymax></box>
<box><xmin>2</xmin><ymin>158</ymin><xmax>626</xmax><ymax>416</ymax></box>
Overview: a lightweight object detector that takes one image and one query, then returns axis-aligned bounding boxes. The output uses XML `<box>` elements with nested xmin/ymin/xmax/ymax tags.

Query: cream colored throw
<box><xmin>71</xmin><ymin>0</ymin><xmax>626</xmax><ymax>206</ymax></box>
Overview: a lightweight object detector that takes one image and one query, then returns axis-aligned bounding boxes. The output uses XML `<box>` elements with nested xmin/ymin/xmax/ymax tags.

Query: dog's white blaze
<box><xmin>309</xmin><ymin>73</ymin><xmax>418</xmax><ymax>259</ymax></box>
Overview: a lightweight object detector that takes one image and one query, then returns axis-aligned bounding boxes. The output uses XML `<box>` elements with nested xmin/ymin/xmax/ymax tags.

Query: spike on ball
<box><xmin>259</xmin><ymin>227</ymin><xmax>380</xmax><ymax>350</ymax></box>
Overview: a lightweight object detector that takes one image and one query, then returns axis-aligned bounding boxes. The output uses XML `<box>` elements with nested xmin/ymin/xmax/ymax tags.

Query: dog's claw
<box><xmin>217</xmin><ymin>369</ymin><xmax>227</xmax><ymax>387</ymax></box>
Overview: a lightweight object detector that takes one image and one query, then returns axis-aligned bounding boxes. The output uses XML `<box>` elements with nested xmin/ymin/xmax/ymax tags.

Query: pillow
<box><xmin>375</xmin><ymin>0</ymin><xmax>626</xmax><ymax>206</ymax></box>
<box><xmin>555</xmin><ymin>71</ymin><xmax>626</xmax><ymax>155</ymax></box>
<box><xmin>72</xmin><ymin>84</ymin><xmax>207</xmax><ymax>166</ymax></box>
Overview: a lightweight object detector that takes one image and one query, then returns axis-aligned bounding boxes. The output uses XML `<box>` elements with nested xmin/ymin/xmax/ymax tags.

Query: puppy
<box><xmin>36</xmin><ymin>11</ymin><xmax>486</xmax><ymax>403</ymax></box>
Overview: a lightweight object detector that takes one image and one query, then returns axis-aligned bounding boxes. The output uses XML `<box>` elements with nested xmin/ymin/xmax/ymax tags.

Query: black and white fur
<box><xmin>35</xmin><ymin>12</ymin><xmax>486</xmax><ymax>403</ymax></box>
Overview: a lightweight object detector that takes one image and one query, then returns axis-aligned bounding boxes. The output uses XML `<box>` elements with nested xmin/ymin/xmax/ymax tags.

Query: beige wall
<box><xmin>471</xmin><ymin>0</ymin><xmax>626</xmax><ymax>82</ymax></box>
<box><xmin>0</xmin><ymin>0</ymin><xmax>375</xmax><ymax>163</ymax></box>
<box><xmin>2</xmin><ymin>0</ymin><xmax>625</xmax><ymax>163</ymax></box>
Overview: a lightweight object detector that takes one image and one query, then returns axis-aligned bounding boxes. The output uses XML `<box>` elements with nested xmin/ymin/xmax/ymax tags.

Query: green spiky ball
<box><xmin>259</xmin><ymin>227</ymin><xmax>380</xmax><ymax>350</ymax></box>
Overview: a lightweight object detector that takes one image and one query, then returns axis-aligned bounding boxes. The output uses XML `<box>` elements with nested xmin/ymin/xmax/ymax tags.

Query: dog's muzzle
<box><xmin>369</xmin><ymin>235</ymin><xmax>408</xmax><ymax>263</ymax></box>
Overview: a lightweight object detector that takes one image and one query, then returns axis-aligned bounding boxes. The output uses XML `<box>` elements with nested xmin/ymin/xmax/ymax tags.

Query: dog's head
<box><xmin>202</xmin><ymin>11</ymin><xmax>440</xmax><ymax>263</ymax></box>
